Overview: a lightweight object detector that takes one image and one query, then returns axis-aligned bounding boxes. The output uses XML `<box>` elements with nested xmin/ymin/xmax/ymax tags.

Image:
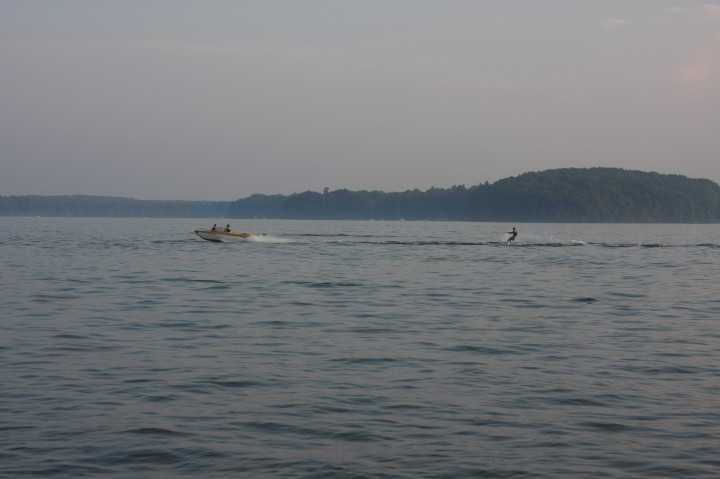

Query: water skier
<box><xmin>506</xmin><ymin>227</ymin><xmax>518</xmax><ymax>243</ymax></box>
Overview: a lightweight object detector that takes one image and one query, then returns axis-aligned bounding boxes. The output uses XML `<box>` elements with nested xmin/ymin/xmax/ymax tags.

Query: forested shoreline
<box><xmin>2</xmin><ymin>168</ymin><xmax>719</xmax><ymax>223</ymax></box>
<box><xmin>0</xmin><ymin>195</ymin><xmax>229</xmax><ymax>218</ymax></box>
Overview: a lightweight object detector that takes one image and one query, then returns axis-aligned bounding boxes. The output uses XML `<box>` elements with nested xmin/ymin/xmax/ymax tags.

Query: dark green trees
<box><xmin>228</xmin><ymin>186</ymin><xmax>475</xmax><ymax>220</ymax></box>
<box><xmin>228</xmin><ymin>169</ymin><xmax>720</xmax><ymax>222</ymax></box>
<box><xmin>465</xmin><ymin>168</ymin><xmax>720</xmax><ymax>222</ymax></box>
<box><xmin>0</xmin><ymin>195</ymin><xmax>229</xmax><ymax>218</ymax></box>
<box><xmin>3</xmin><ymin>168</ymin><xmax>720</xmax><ymax>222</ymax></box>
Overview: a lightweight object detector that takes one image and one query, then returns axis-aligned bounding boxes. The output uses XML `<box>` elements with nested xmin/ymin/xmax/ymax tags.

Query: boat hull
<box><xmin>194</xmin><ymin>230</ymin><xmax>251</xmax><ymax>242</ymax></box>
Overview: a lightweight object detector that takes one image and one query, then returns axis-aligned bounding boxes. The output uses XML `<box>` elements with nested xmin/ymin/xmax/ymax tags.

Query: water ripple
<box><xmin>2</xmin><ymin>218</ymin><xmax>720</xmax><ymax>478</ymax></box>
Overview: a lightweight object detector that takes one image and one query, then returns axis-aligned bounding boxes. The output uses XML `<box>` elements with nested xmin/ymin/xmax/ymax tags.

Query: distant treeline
<box><xmin>0</xmin><ymin>195</ymin><xmax>229</xmax><ymax>218</ymax></box>
<box><xmin>3</xmin><ymin>168</ymin><xmax>720</xmax><ymax>222</ymax></box>
<box><xmin>228</xmin><ymin>168</ymin><xmax>720</xmax><ymax>222</ymax></box>
<box><xmin>228</xmin><ymin>185</ymin><xmax>475</xmax><ymax>220</ymax></box>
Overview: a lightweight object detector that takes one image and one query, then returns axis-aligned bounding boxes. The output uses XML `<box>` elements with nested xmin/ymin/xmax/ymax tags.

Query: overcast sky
<box><xmin>1</xmin><ymin>1</ymin><xmax>719</xmax><ymax>200</ymax></box>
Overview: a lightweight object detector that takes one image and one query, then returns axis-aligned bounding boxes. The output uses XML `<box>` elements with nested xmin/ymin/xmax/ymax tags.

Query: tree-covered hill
<box><xmin>2</xmin><ymin>168</ymin><xmax>719</xmax><ymax>222</ymax></box>
<box><xmin>466</xmin><ymin>168</ymin><xmax>720</xmax><ymax>223</ymax></box>
<box><xmin>228</xmin><ymin>168</ymin><xmax>720</xmax><ymax>222</ymax></box>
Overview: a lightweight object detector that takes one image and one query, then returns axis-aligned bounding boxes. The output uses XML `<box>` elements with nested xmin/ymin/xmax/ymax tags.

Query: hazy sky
<box><xmin>1</xmin><ymin>1</ymin><xmax>719</xmax><ymax>200</ymax></box>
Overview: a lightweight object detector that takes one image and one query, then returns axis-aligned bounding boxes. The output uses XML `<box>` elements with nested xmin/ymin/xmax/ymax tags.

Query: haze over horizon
<box><xmin>2</xmin><ymin>1</ymin><xmax>719</xmax><ymax>201</ymax></box>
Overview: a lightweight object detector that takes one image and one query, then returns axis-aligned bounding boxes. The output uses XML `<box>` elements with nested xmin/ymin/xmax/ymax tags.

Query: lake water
<box><xmin>1</xmin><ymin>217</ymin><xmax>719</xmax><ymax>478</ymax></box>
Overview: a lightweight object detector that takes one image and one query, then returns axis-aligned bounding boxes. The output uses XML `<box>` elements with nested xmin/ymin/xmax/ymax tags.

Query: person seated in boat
<box><xmin>224</xmin><ymin>224</ymin><xmax>232</xmax><ymax>232</ymax></box>
<box><xmin>211</xmin><ymin>224</ymin><xmax>218</xmax><ymax>231</ymax></box>
<box><xmin>506</xmin><ymin>227</ymin><xmax>518</xmax><ymax>243</ymax></box>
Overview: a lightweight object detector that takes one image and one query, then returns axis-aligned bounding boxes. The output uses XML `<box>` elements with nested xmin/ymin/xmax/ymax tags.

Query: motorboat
<box><xmin>194</xmin><ymin>230</ymin><xmax>252</xmax><ymax>242</ymax></box>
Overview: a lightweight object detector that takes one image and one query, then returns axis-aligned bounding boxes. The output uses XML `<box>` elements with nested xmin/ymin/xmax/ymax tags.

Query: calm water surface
<box><xmin>1</xmin><ymin>218</ymin><xmax>719</xmax><ymax>478</ymax></box>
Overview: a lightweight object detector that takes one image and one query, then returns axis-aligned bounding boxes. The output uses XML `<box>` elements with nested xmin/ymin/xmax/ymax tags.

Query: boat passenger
<box><xmin>224</xmin><ymin>224</ymin><xmax>232</xmax><ymax>232</ymax></box>
<box><xmin>211</xmin><ymin>224</ymin><xmax>218</xmax><ymax>231</ymax></box>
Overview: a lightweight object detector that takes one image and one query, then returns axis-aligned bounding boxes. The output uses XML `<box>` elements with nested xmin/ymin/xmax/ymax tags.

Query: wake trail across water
<box><xmin>298</xmin><ymin>239</ymin><xmax>720</xmax><ymax>248</ymax></box>
<box><xmin>202</xmin><ymin>232</ymin><xmax>720</xmax><ymax>249</ymax></box>
<box><xmin>246</xmin><ymin>234</ymin><xmax>289</xmax><ymax>243</ymax></box>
